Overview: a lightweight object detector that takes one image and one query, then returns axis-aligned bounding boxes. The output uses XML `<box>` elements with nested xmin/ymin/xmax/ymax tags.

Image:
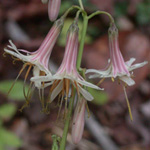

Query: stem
<box><xmin>62</xmin><ymin>5</ymin><xmax>81</xmax><ymax>18</ymax></box>
<box><xmin>88</xmin><ymin>11</ymin><xmax>114</xmax><ymax>24</ymax></box>
<box><xmin>59</xmin><ymin>95</ymin><xmax>75</xmax><ymax>150</ymax></box>
<box><xmin>78</xmin><ymin>0</ymin><xmax>84</xmax><ymax>10</ymax></box>
<box><xmin>76</xmin><ymin>13</ymin><xmax>88</xmax><ymax>70</ymax></box>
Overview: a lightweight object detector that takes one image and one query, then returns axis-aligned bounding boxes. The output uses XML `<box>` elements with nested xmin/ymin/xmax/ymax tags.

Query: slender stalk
<box><xmin>59</xmin><ymin>94</ymin><xmax>75</xmax><ymax>150</ymax></box>
<box><xmin>78</xmin><ymin>0</ymin><xmax>84</xmax><ymax>10</ymax></box>
<box><xmin>76</xmin><ymin>13</ymin><xmax>88</xmax><ymax>70</ymax></box>
<box><xmin>88</xmin><ymin>11</ymin><xmax>114</xmax><ymax>24</ymax></box>
<box><xmin>62</xmin><ymin>5</ymin><xmax>81</xmax><ymax>18</ymax></box>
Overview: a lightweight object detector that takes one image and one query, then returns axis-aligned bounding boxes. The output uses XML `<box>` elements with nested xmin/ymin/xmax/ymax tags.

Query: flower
<box><xmin>86</xmin><ymin>23</ymin><xmax>148</xmax><ymax>86</ymax></box>
<box><xmin>72</xmin><ymin>98</ymin><xmax>86</xmax><ymax>144</ymax></box>
<box><xmin>86</xmin><ymin>23</ymin><xmax>148</xmax><ymax>121</ymax></box>
<box><xmin>4</xmin><ymin>18</ymin><xmax>64</xmax><ymax>88</ymax></box>
<box><xmin>48</xmin><ymin>0</ymin><xmax>61</xmax><ymax>21</ymax></box>
<box><xmin>31</xmin><ymin>21</ymin><xmax>102</xmax><ymax>103</ymax></box>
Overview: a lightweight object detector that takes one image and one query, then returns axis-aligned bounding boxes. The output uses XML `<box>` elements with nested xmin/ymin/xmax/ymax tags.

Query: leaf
<box><xmin>88</xmin><ymin>87</ymin><xmax>108</xmax><ymax>105</ymax></box>
<box><xmin>0</xmin><ymin>104</ymin><xmax>17</xmax><ymax>120</ymax></box>
<box><xmin>0</xmin><ymin>128</ymin><xmax>22</xmax><ymax>148</ymax></box>
<box><xmin>0</xmin><ymin>80</ymin><xmax>29</xmax><ymax>100</ymax></box>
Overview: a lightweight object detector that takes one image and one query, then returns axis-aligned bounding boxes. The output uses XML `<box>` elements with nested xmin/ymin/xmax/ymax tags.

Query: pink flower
<box><xmin>86</xmin><ymin>23</ymin><xmax>148</xmax><ymax>86</ymax></box>
<box><xmin>32</xmin><ymin>21</ymin><xmax>102</xmax><ymax>101</ymax></box>
<box><xmin>72</xmin><ymin>99</ymin><xmax>86</xmax><ymax>144</ymax></box>
<box><xmin>4</xmin><ymin>18</ymin><xmax>64</xmax><ymax>87</ymax></box>
<box><xmin>48</xmin><ymin>0</ymin><xmax>61</xmax><ymax>21</ymax></box>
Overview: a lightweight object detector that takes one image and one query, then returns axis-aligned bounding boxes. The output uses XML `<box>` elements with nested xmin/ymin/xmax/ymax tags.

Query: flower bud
<box><xmin>48</xmin><ymin>0</ymin><xmax>61</xmax><ymax>21</ymax></box>
<box><xmin>72</xmin><ymin>99</ymin><xmax>86</xmax><ymax>144</ymax></box>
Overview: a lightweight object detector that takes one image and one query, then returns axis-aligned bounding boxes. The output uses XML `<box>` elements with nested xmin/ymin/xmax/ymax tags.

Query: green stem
<box><xmin>59</xmin><ymin>95</ymin><xmax>75</xmax><ymax>150</ymax></box>
<box><xmin>62</xmin><ymin>5</ymin><xmax>81</xmax><ymax>18</ymax></box>
<box><xmin>78</xmin><ymin>0</ymin><xmax>84</xmax><ymax>10</ymax></box>
<box><xmin>76</xmin><ymin>13</ymin><xmax>88</xmax><ymax>70</ymax></box>
<box><xmin>88</xmin><ymin>11</ymin><xmax>114</xmax><ymax>24</ymax></box>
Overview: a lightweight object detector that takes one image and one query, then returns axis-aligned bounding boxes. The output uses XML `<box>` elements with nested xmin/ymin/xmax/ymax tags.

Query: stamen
<box><xmin>111</xmin><ymin>77</ymin><xmax>115</xmax><ymax>82</ymax></box>
<box><xmin>3</xmin><ymin>52</ymin><xmax>7</xmax><ymax>57</ymax></box>
<box><xmin>62</xmin><ymin>79</ymin><xmax>66</xmax><ymax>97</ymax></box>
<box><xmin>25</xmin><ymin>65</ymin><xmax>33</xmax><ymax>80</ymax></box>
<box><xmin>57</xmin><ymin>96</ymin><xmax>63</xmax><ymax>120</ymax></box>
<box><xmin>97</xmin><ymin>78</ymin><xmax>105</xmax><ymax>86</ymax></box>
<box><xmin>50</xmin><ymin>80</ymin><xmax>60</xmax><ymax>93</ymax></box>
<box><xmin>8</xmin><ymin>63</ymin><xmax>28</xmax><ymax>95</ymax></box>
<box><xmin>65</xmin><ymin>79</ymin><xmax>70</xmax><ymax>99</ymax></box>
<box><xmin>85</xmin><ymin>101</ymin><xmax>91</xmax><ymax>118</ymax></box>
<box><xmin>20</xmin><ymin>82</ymin><xmax>33</xmax><ymax>112</ymax></box>
<box><xmin>123</xmin><ymin>86</ymin><xmax>133</xmax><ymax>121</ymax></box>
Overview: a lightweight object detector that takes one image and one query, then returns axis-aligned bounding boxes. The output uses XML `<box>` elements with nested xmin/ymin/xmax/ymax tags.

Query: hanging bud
<box><xmin>48</xmin><ymin>0</ymin><xmax>61</xmax><ymax>21</ymax></box>
<box><xmin>72</xmin><ymin>99</ymin><xmax>86</xmax><ymax>144</ymax></box>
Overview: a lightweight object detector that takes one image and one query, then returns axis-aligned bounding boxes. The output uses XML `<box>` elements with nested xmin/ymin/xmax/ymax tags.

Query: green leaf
<box><xmin>0</xmin><ymin>127</ymin><xmax>22</xmax><ymax>148</ymax></box>
<box><xmin>0</xmin><ymin>104</ymin><xmax>17</xmax><ymax>120</ymax></box>
<box><xmin>88</xmin><ymin>87</ymin><xmax>108</xmax><ymax>105</ymax></box>
<box><xmin>0</xmin><ymin>80</ymin><xmax>29</xmax><ymax>100</ymax></box>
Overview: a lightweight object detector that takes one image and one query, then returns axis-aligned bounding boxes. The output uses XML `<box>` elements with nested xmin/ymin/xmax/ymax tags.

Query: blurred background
<box><xmin>0</xmin><ymin>0</ymin><xmax>150</xmax><ymax>150</ymax></box>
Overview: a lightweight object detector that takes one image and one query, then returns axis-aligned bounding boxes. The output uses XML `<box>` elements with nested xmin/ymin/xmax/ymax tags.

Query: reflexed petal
<box><xmin>88</xmin><ymin>74</ymin><xmax>101</xmax><ymax>79</ymax></box>
<box><xmin>77</xmin><ymin>79</ymin><xmax>103</xmax><ymax>90</ymax></box>
<box><xmin>126</xmin><ymin>58</ymin><xmax>136</xmax><ymax>67</ymax></box>
<box><xmin>119</xmin><ymin>76</ymin><xmax>135</xmax><ymax>86</ymax></box>
<box><xmin>78</xmin><ymin>85</ymin><xmax>94</xmax><ymax>101</ymax></box>
<box><xmin>33</xmin><ymin>66</ymin><xmax>41</xmax><ymax>88</ymax></box>
<box><xmin>31</xmin><ymin>75</ymin><xmax>53</xmax><ymax>83</ymax></box>
<box><xmin>51</xmin><ymin>80</ymin><xmax>63</xmax><ymax>101</ymax></box>
<box><xmin>129</xmin><ymin>61</ymin><xmax>148</xmax><ymax>71</ymax></box>
<box><xmin>4</xmin><ymin>49</ymin><xmax>22</xmax><ymax>59</ymax></box>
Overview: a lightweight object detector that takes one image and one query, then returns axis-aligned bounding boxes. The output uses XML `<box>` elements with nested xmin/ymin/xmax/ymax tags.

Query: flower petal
<box><xmin>119</xmin><ymin>76</ymin><xmax>135</xmax><ymax>86</ymax></box>
<box><xmin>125</xmin><ymin>58</ymin><xmax>136</xmax><ymax>67</ymax></box>
<box><xmin>51</xmin><ymin>80</ymin><xmax>63</xmax><ymax>102</ymax></box>
<box><xmin>129</xmin><ymin>61</ymin><xmax>148</xmax><ymax>71</ymax></box>
<box><xmin>77</xmin><ymin>79</ymin><xmax>103</xmax><ymax>90</ymax></box>
<box><xmin>78</xmin><ymin>85</ymin><xmax>94</xmax><ymax>101</ymax></box>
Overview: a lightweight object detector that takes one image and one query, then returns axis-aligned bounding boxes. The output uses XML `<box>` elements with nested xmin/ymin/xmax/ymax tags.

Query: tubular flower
<box><xmin>48</xmin><ymin>0</ymin><xmax>61</xmax><ymax>21</ymax></box>
<box><xmin>86</xmin><ymin>23</ymin><xmax>148</xmax><ymax>86</ymax></box>
<box><xmin>4</xmin><ymin>18</ymin><xmax>64</xmax><ymax>88</ymax></box>
<box><xmin>72</xmin><ymin>98</ymin><xmax>86</xmax><ymax>144</ymax></box>
<box><xmin>31</xmin><ymin>21</ymin><xmax>102</xmax><ymax>103</ymax></box>
<box><xmin>86</xmin><ymin>23</ymin><xmax>148</xmax><ymax>121</ymax></box>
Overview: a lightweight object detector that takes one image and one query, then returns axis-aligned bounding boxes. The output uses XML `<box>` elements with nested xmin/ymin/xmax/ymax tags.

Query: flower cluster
<box><xmin>4</xmin><ymin>1</ymin><xmax>148</xmax><ymax>146</ymax></box>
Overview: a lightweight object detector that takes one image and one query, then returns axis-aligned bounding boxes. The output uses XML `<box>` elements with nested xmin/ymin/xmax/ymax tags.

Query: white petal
<box><xmin>51</xmin><ymin>80</ymin><xmax>63</xmax><ymax>102</ymax></box>
<box><xmin>119</xmin><ymin>76</ymin><xmax>135</xmax><ymax>86</ymax></box>
<box><xmin>31</xmin><ymin>75</ymin><xmax>53</xmax><ymax>82</ymax></box>
<box><xmin>33</xmin><ymin>66</ymin><xmax>41</xmax><ymax>88</ymax></box>
<box><xmin>126</xmin><ymin>58</ymin><xmax>136</xmax><ymax>67</ymax></box>
<box><xmin>129</xmin><ymin>61</ymin><xmax>148</xmax><ymax>71</ymax></box>
<box><xmin>77</xmin><ymin>79</ymin><xmax>103</xmax><ymax>90</ymax></box>
<box><xmin>4</xmin><ymin>49</ymin><xmax>21</xmax><ymax>59</ymax></box>
<box><xmin>78</xmin><ymin>85</ymin><xmax>94</xmax><ymax>101</ymax></box>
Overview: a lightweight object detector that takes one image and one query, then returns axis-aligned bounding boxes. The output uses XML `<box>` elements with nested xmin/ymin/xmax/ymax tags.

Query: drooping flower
<box><xmin>4</xmin><ymin>18</ymin><xmax>64</xmax><ymax>90</ymax></box>
<box><xmin>86</xmin><ymin>23</ymin><xmax>148</xmax><ymax>86</ymax></box>
<box><xmin>31</xmin><ymin>21</ymin><xmax>102</xmax><ymax>103</ymax></box>
<box><xmin>86</xmin><ymin>23</ymin><xmax>148</xmax><ymax>120</ymax></box>
<box><xmin>48</xmin><ymin>0</ymin><xmax>61</xmax><ymax>22</ymax></box>
<box><xmin>72</xmin><ymin>98</ymin><xmax>86</xmax><ymax>144</ymax></box>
